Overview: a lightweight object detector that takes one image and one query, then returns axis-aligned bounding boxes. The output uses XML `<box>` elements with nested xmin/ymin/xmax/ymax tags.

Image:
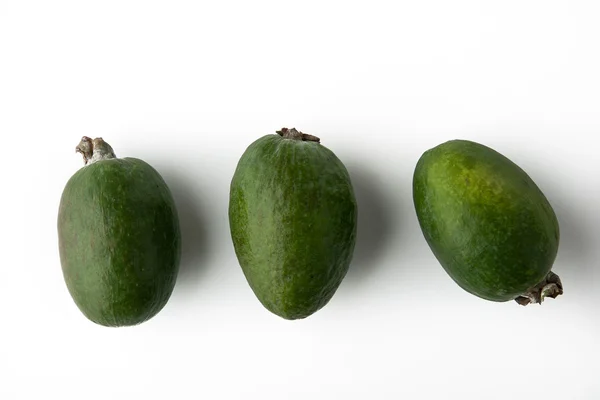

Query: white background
<box><xmin>1</xmin><ymin>1</ymin><xmax>599</xmax><ymax>399</ymax></box>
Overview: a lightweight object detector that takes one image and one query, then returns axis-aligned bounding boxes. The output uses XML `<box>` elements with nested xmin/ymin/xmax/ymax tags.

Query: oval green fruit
<box><xmin>229</xmin><ymin>128</ymin><xmax>358</xmax><ymax>320</ymax></box>
<box><xmin>413</xmin><ymin>139</ymin><xmax>562</xmax><ymax>305</ymax></box>
<box><xmin>58</xmin><ymin>137</ymin><xmax>181</xmax><ymax>326</ymax></box>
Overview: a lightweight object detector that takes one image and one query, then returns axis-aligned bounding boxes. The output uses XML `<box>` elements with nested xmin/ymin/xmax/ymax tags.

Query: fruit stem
<box><xmin>276</xmin><ymin>127</ymin><xmax>320</xmax><ymax>143</ymax></box>
<box><xmin>514</xmin><ymin>271</ymin><xmax>563</xmax><ymax>306</ymax></box>
<box><xmin>76</xmin><ymin>136</ymin><xmax>117</xmax><ymax>166</ymax></box>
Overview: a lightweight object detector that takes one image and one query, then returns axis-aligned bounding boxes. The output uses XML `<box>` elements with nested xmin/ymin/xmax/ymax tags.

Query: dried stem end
<box><xmin>276</xmin><ymin>127</ymin><xmax>320</xmax><ymax>143</ymax></box>
<box><xmin>515</xmin><ymin>271</ymin><xmax>563</xmax><ymax>306</ymax></box>
<box><xmin>75</xmin><ymin>137</ymin><xmax>117</xmax><ymax>166</ymax></box>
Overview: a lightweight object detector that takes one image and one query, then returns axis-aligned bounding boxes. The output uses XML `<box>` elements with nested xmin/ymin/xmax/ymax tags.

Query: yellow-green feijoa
<box><xmin>58</xmin><ymin>137</ymin><xmax>181</xmax><ymax>326</ymax></box>
<box><xmin>413</xmin><ymin>139</ymin><xmax>562</xmax><ymax>305</ymax></box>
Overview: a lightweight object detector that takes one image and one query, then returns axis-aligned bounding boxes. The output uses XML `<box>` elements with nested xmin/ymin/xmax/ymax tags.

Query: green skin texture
<box><xmin>413</xmin><ymin>140</ymin><xmax>559</xmax><ymax>302</ymax></box>
<box><xmin>58</xmin><ymin>158</ymin><xmax>181</xmax><ymax>327</ymax></box>
<box><xmin>229</xmin><ymin>135</ymin><xmax>357</xmax><ymax>320</ymax></box>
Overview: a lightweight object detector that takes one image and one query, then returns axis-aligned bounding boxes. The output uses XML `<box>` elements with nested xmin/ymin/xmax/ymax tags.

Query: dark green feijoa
<box><xmin>229</xmin><ymin>128</ymin><xmax>357</xmax><ymax>320</ymax></box>
<box><xmin>413</xmin><ymin>139</ymin><xmax>562</xmax><ymax>305</ymax></box>
<box><xmin>58</xmin><ymin>137</ymin><xmax>181</xmax><ymax>327</ymax></box>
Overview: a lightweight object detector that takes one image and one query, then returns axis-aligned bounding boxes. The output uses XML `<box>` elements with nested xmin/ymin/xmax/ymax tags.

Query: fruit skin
<box><xmin>229</xmin><ymin>132</ymin><xmax>357</xmax><ymax>320</ymax></box>
<box><xmin>413</xmin><ymin>140</ymin><xmax>560</xmax><ymax>302</ymax></box>
<box><xmin>58</xmin><ymin>157</ymin><xmax>181</xmax><ymax>327</ymax></box>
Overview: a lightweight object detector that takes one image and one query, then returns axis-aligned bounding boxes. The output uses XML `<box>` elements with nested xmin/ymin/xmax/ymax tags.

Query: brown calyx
<box><xmin>276</xmin><ymin>128</ymin><xmax>320</xmax><ymax>143</ymax></box>
<box><xmin>75</xmin><ymin>136</ymin><xmax>116</xmax><ymax>165</ymax></box>
<box><xmin>515</xmin><ymin>271</ymin><xmax>563</xmax><ymax>306</ymax></box>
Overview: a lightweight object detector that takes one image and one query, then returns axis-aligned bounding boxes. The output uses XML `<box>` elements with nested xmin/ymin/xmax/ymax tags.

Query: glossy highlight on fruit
<box><xmin>58</xmin><ymin>137</ymin><xmax>181</xmax><ymax>326</ymax></box>
<box><xmin>229</xmin><ymin>128</ymin><xmax>357</xmax><ymax>320</ymax></box>
<box><xmin>413</xmin><ymin>139</ymin><xmax>562</xmax><ymax>305</ymax></box>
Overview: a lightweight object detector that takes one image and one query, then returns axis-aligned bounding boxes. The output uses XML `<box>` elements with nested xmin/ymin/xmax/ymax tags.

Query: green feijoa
<box><xmin>58</xmin><ymin>137</ymin><xmax>181</xmax><ymax>326</ymax></box>
<box><xmin>413</xmin><ymin>139</ymin><xmax>562</xmax><ymax>305</ymax></box>
<box><xmin>229</xmin><ymin>128</ymin><xmax>357</xmax><ymax>320</ymax></box>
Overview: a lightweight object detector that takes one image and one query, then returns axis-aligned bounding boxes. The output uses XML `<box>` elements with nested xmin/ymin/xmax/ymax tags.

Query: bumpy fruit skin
<box><xmin>413</xmin><ymin>140</ymin><xmax>559</xmax><ymax>302</ymax></box>
<box><xmin>58</xmin><ymin>158</ymin><xmax>181</xmax><ymax>326</ymax></box>
<box><xmin>229</xmin><ymin>134</ymin><xmax>357</xmax><ymax>320</ymax></box>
